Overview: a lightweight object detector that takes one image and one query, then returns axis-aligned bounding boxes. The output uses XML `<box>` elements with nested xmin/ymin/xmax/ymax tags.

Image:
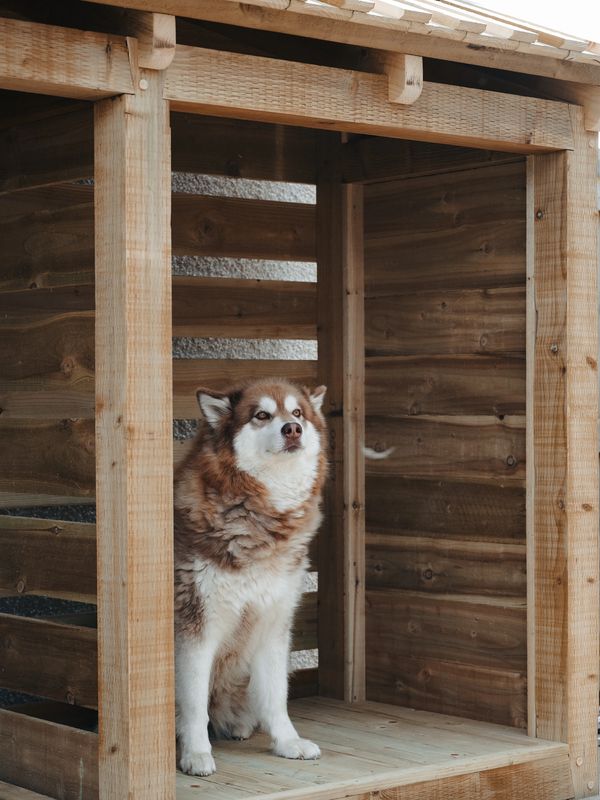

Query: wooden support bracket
<box><xmin>384</xmin><ymin>53</ymin><xmax>423</xmax><ymax>105</ymax></box>
<box><xmin>127</xmin><ymin>11</ymin><xmax>176</xmax><ymax>71</ymax></box>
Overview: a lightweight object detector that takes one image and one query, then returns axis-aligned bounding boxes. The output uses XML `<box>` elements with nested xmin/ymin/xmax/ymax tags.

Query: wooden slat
<box><xmin>342</xmin><ymin>136</ymin><xmax>522</xmax><ymax>184</ymax></box>
<box><xmin>366</xmin><ymin>477</ymin><xmax>526</xmax><ymax>542</ymax></box>
<box><xmin>0</xmin><ymin>782</ymin><xmax>55</xmax><ymax>800</ymax></box>
<box><xmin>365</xmin><ymin>287</ymin><xmax>525</xmax><ymax>357</ymax></box>
<box><xmin>164</xmin><ymin>46</ymin><xmax>574</xmax><ymax>153</ymax></box>
<box><xmin>292</xmin><ymin>592</ymin><xmax>318</xmax><ymax>652</ymax></box>
<box><xmin>366</xmin><ymin>589</ymin><xmax>526</xmax><ymax>672</ymax></box>
<box><xmin>94</xmin><ymin>72</ymin><xmax>175</xmax><ymax>799</ymax></box>
<box><xmin>0</xmin><ymin>516</ymin><xmax>95</xmax><ymax>601</ymax></box>
<box><xmin>0</xmin><ymin>187</ymin><xmax>316</xmax><ymax>291</ymax></box>
<box><xmin>365</xmin><ymin>415</ymin><xmax>526</xmax><ymax>486</ymax></box>
<box><xmin>364</xmin><ymin>162</ymin><xmax>526</xmax><ymax>293</ymax></box>
<box><xmin>0</xmin><ymin>614</ymin><xmax>97</xmax><ymax>708</ymax></box>
<box><xmin>366</xmin><ymin>355</ymin><xmax>525</xmax><ymax>417</ymax></box>
<box><xmin>0</xmin><ymin>709</ymin><xmax>98</xmax><ymax>799</ymax></box>
<box><xmin>0</xmin><ymin>17</ymin><xmax>132</xmax><ymax>99</ymax></box>
<box><xmin>531</xmin><ymin>115</ymin><xmax>599</xmax><ymax>796</ymax></box>
<box><xmin>366</xmin><ymin>535</ymin><xmax>526</xmax><ymax>597</ymax></box>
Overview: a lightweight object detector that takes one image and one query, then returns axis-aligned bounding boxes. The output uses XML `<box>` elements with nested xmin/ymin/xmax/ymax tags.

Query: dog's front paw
<box><xmin>273</xmin><ymin>738</ymin><xmax>321</xmax><ymax>760</ymax></box>
<box><xmin>180</xmin><ymin>750</ymin><xmax>217</xmax><ymax>776</ymax></box>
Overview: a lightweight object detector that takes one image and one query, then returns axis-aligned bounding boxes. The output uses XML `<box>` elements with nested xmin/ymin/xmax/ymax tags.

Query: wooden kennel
<box><xmin>0</xmin><ymin>1</ymin><xmax>599</xmax><ymax>798</ymax></box>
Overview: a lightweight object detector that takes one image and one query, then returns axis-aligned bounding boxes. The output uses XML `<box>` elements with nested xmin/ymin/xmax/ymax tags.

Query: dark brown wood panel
<box><xmin>365</xmin><ymin>287</ymin><xmax>526</xmax><ymax>357</ymax></box>
<box><xmin>366</xmin><ymin>355</ymin><xmax>525</xmax><ymax>417</ymax></box>
<box><xmin>364</xmin><ymin>162</ymin><xmax>526</xmax><ymax>293</ymax></box>
<box><xmin>365</xmin><ymin>416</ymin><xmax>525</xmax><ymax>486</ymax></box>
<box><xmin>0</xmin><ymin>516</ymin><xmax>95</xmax><ymax>601</ymax></box>
<box><xmin>0</xmin><ymin>614</ymin><xmax>97</xmax><ymax>708</ymax></box>
<box><xmin>292</xmin><ymin>592</ymin><xmax>318</xmax><ymax>652</ymax></box>
<box><xmin>366</xmin><ymin>589</ymin><xmax>526</xmax><ymax>672</ymax></box>
<box><xmin>366</xmin><ymin>534</ymin><xmax>526</xmax><ymax>597</ymax></box>
<box><xmin>0</xmin><ymin>708</ymin><xmax>98</xmax><ymax>799</ymax></box>
<box><xmin>365</xmin><ymin>477</ymin><xmax>526</xmax><ymax>542</ymax></box>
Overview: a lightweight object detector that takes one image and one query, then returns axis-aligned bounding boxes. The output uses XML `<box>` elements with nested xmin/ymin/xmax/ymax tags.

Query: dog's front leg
<box><xmin>176</xmin><ymin>634</ymin><xmax>219</xmax><ymax>776</ymax></box>
<box><xmin>249</xmin><ymin>617</ymin><xmax>321</xmax><ymax>761</ymax></box>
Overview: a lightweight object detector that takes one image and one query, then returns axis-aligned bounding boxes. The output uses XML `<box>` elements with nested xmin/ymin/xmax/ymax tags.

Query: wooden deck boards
<box><xmin>176</xmin><ymin>698</ymin><xmax>569</xmax><ymax>800</ymax></box>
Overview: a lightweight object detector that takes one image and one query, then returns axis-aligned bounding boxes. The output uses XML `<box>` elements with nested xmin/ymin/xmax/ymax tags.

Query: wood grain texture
<box><xmin>364</xmin><ymin>162</ymin><xmax>526</xmax><ymax>293</ymax></box>
<box><xmin>366</xmin><ymin>535</ymin><xmax>526</xmax><ymax>597</ymax></box>
<box><xmin>366</xmin><ymin>355</ymin><xmax>525</xmax><ymax>417</ymax></box>
<box><xmin>531</xmin><ymin>116</ymin><xmax>599</xmax><ymax>797</ymax></box>
<box><xmin>366</xmin><ymin>589</ymin><xmax>526</xmax><ymax>672</ymax></box>
<box><xmin>365</xmin><ymin>287</ymin><xmax>525</xmax><ymax>357</ymax></box>
<box><xmin>0</xmin><ymin>516</ymin><xmax>96</xmax><ymax>601</ymax></box>
<box><xmin>366</xmin><ymin>477</ymin><xmax>526</xmax><ymax>542</ymax></box>
<box><xmin>165</xmin><ymin>46</ymin><xmax>574</xmax><ymax>152</ymax></box>
<box><xmin>0</xmin><ymin>709</ymin><xmax>98</xmax><ymax>799</ymax></box>
<box><xmin>0</xmin><ymin>614</ymin><xmax>97</xmax><ymax>708</ymax></box>
<box><xmin>0</xmin><ymin>17</ymin><xmax>133</xmax><ymax>99</ymax></box>
<box><xmin>94</xmin><ymin>73</ymin><xmax>175</xmax><ymax>799</ymax></box>
<box><xmin>365</xmin><ymin>415</ymin><xmax>525</xmax><ymax>486</ymax></box>
<box><xmin>0</xmin><ymin>782</ymin><xmax>55</xmax><ymax>800</ymax></box>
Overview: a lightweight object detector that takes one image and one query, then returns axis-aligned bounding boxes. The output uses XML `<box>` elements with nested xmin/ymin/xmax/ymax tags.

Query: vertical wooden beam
<box><xmin>531</xmin><ymin>110</ymin><xmax>599</xmax><ymax>799</ymax></box>
<box><xmin>94</xmin><ymin>70</ymin><xmax>174</xmax><ymax>800</ymax></box>
<box><xmin>316</xmin><ymin>133</ymin><xmax>366</xmax><ymax>702</ymax></box>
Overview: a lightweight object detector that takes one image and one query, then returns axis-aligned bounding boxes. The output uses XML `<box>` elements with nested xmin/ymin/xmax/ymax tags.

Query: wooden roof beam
<box><xmin>164</xmin><ymin>46</ymin><xmax>574</xmax><ymax>153</ymax></box>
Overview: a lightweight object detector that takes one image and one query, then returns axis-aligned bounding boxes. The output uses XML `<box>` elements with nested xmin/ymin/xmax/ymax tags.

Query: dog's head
<box><xmin>196</xmin><ymin>379</ymin><xmax>327</xmax><ymax>476</ymax></box>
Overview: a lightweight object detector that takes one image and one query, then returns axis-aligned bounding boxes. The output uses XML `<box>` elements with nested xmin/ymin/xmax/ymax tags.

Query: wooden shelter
<box><xmin>0</xmin><ymin>0</ymin><xmax>599</xmax><ymax>798</ymax></box>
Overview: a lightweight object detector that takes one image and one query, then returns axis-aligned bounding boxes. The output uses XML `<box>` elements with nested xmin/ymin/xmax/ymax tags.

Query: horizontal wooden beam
<box><xmin>165</xmin><ymin>46</ymin><xmax>574</xmax><ymax>152</ymax></box>
<box><xmin>0</xmin><ymin>708</ymin><xmax>98</xmax><ymax>799</ymax></box>
<box><xmin>0</xmin><ymin>17</ymin><xmax>133</xmax><ymax>99</ymax></box>
<box><xmin>91</xmin><ymin>0</ymin><xmax>600</xmax><ymax>86</ymax></box>
<box><xmin>0</xmin><ymin>516</ymin><xmax>96</xmax><ymax>601</ymax></box>
<box><xmin>0</xmin><ymin>614</ymin><xmax>97</xmax><ymax>708</ymax></box>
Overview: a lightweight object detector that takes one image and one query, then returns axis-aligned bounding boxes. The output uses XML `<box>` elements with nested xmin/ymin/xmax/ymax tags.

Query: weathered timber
<box><xmin>0</xmin><ymin>516</ymin><xmax>95</xmax><ymax>601</ymax></box>
<box><xmin>365</xmin><ymin>477</ymin><xmax>526</xmax><ymax>542</ymax></box>
<box><xmin>365</xmin><ymin>287</ymin><xmax>525</xmax><ymax>358</ymax></box>
<box><xmin>365</xmin><ymin>415</ymin><xmax>526</xmax><ymax>486</ymax></box>
<box><xmin>0</xmin><ymin>614</ymin><xmax>97</xmax><ymax>708</ymax></box>
<box><xmin>0</xmin><ymin>708</ymin><xmax>98</xmax><ymax>799</ymax></box>
<box><xmin>365</xmin><ymin>589</ymin><xmax>526</xmax><ymax>671</ymax></box>
<box><xmin>366</xmin><ymin>355</ymin><xmax>525</xmax><ymax>417</ymax></box>
<box><xmin>364</xmin><ymin>163</ymin><xmax>526</xmax><ymax>293</ymax></box>
<box><xmin>366</xmin><ymin>535</ymin><xmax>526</xmax><ymax>597</ymax></box>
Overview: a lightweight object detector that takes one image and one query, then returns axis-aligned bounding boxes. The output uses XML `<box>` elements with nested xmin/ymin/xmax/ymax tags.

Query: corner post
<box><xmin>94</xmin><ymin>66</ymin><xmax>174</xmax><ymax>798</ymax></box>
<box><xmin>530</xmin><ymin>110</ymin><xmax>599</xmax><ymax>798</ymax></box>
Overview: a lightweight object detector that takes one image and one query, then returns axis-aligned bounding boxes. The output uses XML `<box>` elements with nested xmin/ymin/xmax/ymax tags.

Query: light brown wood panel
<box><xmin>0</xmin><ymin>187</ymin><xmax>316</xmax><ymax>290</ymax></box>
<box><xmin>0</xmin><ymin>419</ymin><xmax>95</xmax><ymax>503</ymax></box>
<box><xmin>0</xmin><ymin>614</ymin><xmax>97</xmax><ymax>708</ymax></box>
<box><xmin>365</xmin><ymin>287</ymin><xmax>526</xmax><ymax>357</ymax></box>
<box><xmin>365</xmin><ymin>416</ymin><xmax>526</xmax><ymax>486</ymax></box>
<box><xmin>366</xmin><ymin>535</ymin><xmax>526</xmax><ymax>597</ymax></box>
<box><xmin>365</xmin><ymin>477</ymin><xmax>526</xmax><ymax>542</ymax></box>
<box><xmin>0</xmin><ymin>708</ymin><xmax>98</xmax><ymax>800</ymax></box>
<box><xmin>364</xmin><ymin>162</ymin><xmax>526</xmax><ymax>293</ymax></box>
<box><xmin>366</xmin><ymin>589</ymin><xmax>526</xmax><ymax>672</ymax></box>
<box><xmin>366</xmin><ymin>355</ymin><xmax>525</xmax><ymax>417</ymax></box>
<box><xmin>0</xmin><ymin>516</ymin><xmax>95</xmax><ymax>601</ymax></box>
<box><xmin>172</xmin><ymin>113</ymin><xmax>317</xmax><ymax>183</ymax></box>
<box><xmin>366</xmin><ymin>652</ymin><xmax>527</xmax><ymax>728</ymax></box>
<box><xmin>172</xmin><ymin>276</ymin><xmax>317</xmax><ymax>338</ymax></box>
<box><xmin>342</xmin><ymin>137</ymin><xmax>522</xmax><ymax>184</ymax></box>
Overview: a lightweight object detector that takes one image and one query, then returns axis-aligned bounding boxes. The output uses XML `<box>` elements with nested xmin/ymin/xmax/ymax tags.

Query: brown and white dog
<box><xmin>174</xmin><ymin>379</ymin><xmax>327</xmax><ymax>776</ymax></box>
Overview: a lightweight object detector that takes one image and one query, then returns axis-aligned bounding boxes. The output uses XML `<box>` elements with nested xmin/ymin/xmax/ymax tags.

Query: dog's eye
<box><xmin>292</xmin><ymin>409</ymin><xmax>302</xmax><ymax>418</ymax></box>
<box><xmin>255</xmin><ymin>411</ymin><xmax>271</xmax><ymax>421</ymax></box>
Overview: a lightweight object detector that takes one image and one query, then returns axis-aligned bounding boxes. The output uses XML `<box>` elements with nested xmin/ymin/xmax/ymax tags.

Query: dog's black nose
<box><xmin>282</xmin><ymin>422</ymin><xmax>302</xmax><ymax>439</ymax></box>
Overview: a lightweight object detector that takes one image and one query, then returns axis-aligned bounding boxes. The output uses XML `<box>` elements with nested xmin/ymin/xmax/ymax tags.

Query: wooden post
<box><xmin>530</xmin><ymin>110</ymin><xmax>599</xmax><ymax>798</ymax></box>
<box><xmin>316</xmin><ymin>133</ymin><xmax>366</xmax><ymax>702</ymax></box>
<box><xmin>94</xmin><ymin>69</ymin><xmax>174</xmax><ymax>799</ymax></box>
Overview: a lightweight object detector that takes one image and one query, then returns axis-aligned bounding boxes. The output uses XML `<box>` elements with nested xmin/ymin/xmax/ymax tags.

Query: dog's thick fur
<box><xmin>174</xmin><ymin>379</ymin><xmax>327</xmax><ymax>776</ymax></box>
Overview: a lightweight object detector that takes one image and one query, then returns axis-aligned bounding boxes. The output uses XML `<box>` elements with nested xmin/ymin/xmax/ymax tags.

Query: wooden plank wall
<box><xmin>0</xmin><ymin>100</ymin><xmax>320</xmax><ymax>797</ymax></box>
<box><xmin>363</xmin><ymin>158</ymin><xmax>528</xmax><ymax>727</ymax></box>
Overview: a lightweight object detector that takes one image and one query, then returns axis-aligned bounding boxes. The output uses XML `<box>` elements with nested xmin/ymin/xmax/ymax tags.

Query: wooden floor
<box><xmin>176</xmin><ymin>697</ymin><xmax>572</xmax><ymax>800</ymax></box>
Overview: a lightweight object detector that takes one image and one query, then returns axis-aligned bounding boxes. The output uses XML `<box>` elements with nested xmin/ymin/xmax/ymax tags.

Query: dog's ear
<box><xmin>196</xmin><ymin>387</ymin><xmax>232</xmax><ymax>428</ymax></box>
<box><xmin>307</xmin><ymin>385</ymin><xmax>327</xmax><ymax>414</ymax></box>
